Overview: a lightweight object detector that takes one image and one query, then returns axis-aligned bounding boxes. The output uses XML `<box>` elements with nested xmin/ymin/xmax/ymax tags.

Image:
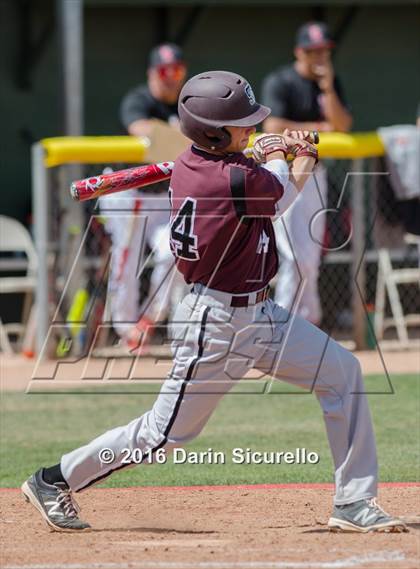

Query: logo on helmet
<box><xmin>244</xmin><ymin>84</ymin><xmax>256</xmax><ymax>106</ymax></box>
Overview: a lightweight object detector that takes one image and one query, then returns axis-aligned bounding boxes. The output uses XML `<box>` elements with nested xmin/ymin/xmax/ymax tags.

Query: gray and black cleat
<box><xmin>328</xmin><ymin>497</ymin><xmax>408</xmax><ymax>533</ymax></box>
<box><xmin>21</xmin><ymin>469</ymin><xmax>91</xmax><ymax>532</ymax></box>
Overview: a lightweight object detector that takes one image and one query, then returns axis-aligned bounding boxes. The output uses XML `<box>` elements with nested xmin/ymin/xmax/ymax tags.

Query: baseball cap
<box><xmin>149</xmin><ymin>43</ymin><xmax>185</xmax><ymax>68</ymax></box>
<box><xmin>295</xmin><ymin>22</ymin><xmax>335</xmax><ymax>50</ymax></box>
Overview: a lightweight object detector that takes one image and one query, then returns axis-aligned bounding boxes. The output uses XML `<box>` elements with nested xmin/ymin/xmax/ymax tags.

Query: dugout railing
<box><xmin>31</xmin><ymin>133</ymin><xmax>419</xmax><ymax>356</ymax></box>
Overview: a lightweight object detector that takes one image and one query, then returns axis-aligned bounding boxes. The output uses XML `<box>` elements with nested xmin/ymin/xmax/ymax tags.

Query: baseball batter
<box><xmin>22</xmin><ymin>71</ymin><xmax>406</xmax><ymax>534</ymax></box>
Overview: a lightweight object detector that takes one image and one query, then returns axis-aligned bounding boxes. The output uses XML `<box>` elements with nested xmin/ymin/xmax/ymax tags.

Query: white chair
<box><xmin>0</xmin><ymin>215</ymin><xmax>38</xmax><ymax>353</ymax></box>
<box><xmin>375</xmin><ymin>233</ymin><xmax>420</xmax><ymax>344</ymax></box>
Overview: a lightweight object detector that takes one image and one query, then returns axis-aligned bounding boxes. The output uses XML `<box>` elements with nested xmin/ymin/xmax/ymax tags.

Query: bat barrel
<box><xmin>70</xmin><ymin>162</ymin><xmax>175</xmax><ymax>202</ymax></box>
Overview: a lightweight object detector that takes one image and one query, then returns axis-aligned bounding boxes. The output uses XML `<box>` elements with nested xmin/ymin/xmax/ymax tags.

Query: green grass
<box><xmin>0</xmin><ymin>375</ymin><xmax>418</xmax><ymax>487</ymax></box>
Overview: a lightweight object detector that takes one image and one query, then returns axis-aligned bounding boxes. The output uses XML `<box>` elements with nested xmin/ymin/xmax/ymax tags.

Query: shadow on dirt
<box><xmin>91</xmin><ymin>527</ymin><xmax>219</xmax><ymax>534</ymax></box>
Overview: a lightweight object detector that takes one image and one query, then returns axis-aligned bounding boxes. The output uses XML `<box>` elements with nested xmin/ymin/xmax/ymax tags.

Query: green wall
<box><xmin>1</xmin><ymin>1</ymin><xmax>419</xmax><ymax>222</ymax></box>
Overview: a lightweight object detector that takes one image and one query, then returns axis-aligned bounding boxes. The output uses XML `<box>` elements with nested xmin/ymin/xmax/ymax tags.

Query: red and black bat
<box><xmin>70</xmin><ymin>161</ymin><xmax>174</xmax><ymax>202</ymax></box>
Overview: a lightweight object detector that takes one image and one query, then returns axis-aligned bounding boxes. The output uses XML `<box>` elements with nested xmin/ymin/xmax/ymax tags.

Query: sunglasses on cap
<box><xmin>156</xmin><ymin>62</ymin><xmax>186</xmax><ymax>81</ymax></box>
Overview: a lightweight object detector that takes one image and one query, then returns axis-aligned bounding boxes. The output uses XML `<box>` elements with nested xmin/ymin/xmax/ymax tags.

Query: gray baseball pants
<box><xmin>61</xmin><ymin>285</ymin><xmax>378</xmax><ymax>504</ymax></box>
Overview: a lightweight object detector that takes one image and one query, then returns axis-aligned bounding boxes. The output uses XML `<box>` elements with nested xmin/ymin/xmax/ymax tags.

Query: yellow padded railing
<box><xmin>41</xmin><ymin>136</ymin><xmax>149</xmax><ymax>167</ymax></box>
<box><xmin>41</xmin><ymin>132</ymin><xmax>385</xmax><ymax>168</ymax></box>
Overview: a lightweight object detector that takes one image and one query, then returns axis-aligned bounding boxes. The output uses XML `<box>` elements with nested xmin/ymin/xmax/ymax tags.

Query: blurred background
<box><xmin>0</xmin><ymin>0</ymin><xmax>419</xmax><ymax>361</ymax></box>
<box><xmin>2</xmin><ymin>0</ymin><xmax>420</xmax><ymax>221</ymax></box>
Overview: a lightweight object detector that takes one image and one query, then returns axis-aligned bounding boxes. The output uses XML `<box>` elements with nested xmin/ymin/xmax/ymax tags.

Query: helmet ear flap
<box><xmin>220</xmin><ymin>126</ymin><xmax>231</xmax><ymax>147</ymax></box>
<box><xmin>203</xmin><ymin>127</ymin><xmax>231</xmax><ymax>150</ymax></box>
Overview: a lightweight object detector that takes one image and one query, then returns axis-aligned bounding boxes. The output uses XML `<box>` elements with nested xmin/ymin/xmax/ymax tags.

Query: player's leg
<box><xmin>107</xmin><ymin>237</ymin><xmax>143</xmax><ymax>337</ymax></box>
<box><xmin>254</xmin><ymin>299</ymin><xmax>407</xmax><ymax>532</ymax></box>
<box><xmin>60</xmin><ymin>294</ymin><xmax>267</xmax><ymax>491</ymax></box>
<box><xmin>22</xmin><ymin>292</ymin><xmax>267</xmax><ymax>530</ymax></box>
<box><xmin>274</xmin><ymin>166</ymin><xmax>327</xmax><ymax>325</ymax></box>
<box><xmin>126</xmin><ymin>195</ymin><xmax>176</xmax><ymax>351</ymax></box>
<box><xmin>140</xmin><ymin>223</ymin><xmax>178</xmax><ymax>323</ymax></box>
<box><xmin>99</xmin><ymin>192</ymin><xmax>144</xmax><ymax>339</ymax></box>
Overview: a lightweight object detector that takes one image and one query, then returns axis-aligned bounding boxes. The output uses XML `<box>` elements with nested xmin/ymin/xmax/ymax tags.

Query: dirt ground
<box><xmin>1</xmin><ymin>485</ymin><xmax>419</xmax><ymax>569</ymax></box>
<box><xmin>1</xmin><ymin>350</ymin><xmax>419</xmax><ymax>568</ymax></box>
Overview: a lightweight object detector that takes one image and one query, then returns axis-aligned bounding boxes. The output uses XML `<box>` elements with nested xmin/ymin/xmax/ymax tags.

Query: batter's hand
<box><xmin>283</xmin><ymin>130</ymin><xmax>319</xmax><ymax>164</ymax></box>
<box><xmin>252</xmin><ymin>134</ymin><xmax>288</xmax><ymax>163</ymax></box>
<box><xmin>283</xmin><ymin>129</ymin><xmax>319</xmax><ymax>145</ymax></box>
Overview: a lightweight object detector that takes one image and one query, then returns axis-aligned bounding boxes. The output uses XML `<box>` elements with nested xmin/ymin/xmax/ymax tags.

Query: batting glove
<box><xmin>252</xmin><ymin>134</ymin><xmax>288</xmax><ymax>163</ymax></box>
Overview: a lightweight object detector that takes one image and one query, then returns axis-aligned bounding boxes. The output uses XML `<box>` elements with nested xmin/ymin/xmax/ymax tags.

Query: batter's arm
<box><xmin>289</xmin><ymin>155</ymin><xmax>317</xmax><ymax>191</ymax></box>
<box><xmin>255</xmin><ymin>132</ymin><xmax>318</xmax><ymax>189</ymax></box>
<box><xmin>250</xmin><ymin>133</ymin><xmax>318</xmax><ymax>218</ymax></box>
<box><xmin>262</xmin><ymin>153</ymin><xmax>315</xmax><ymax>218</ymax></box>
<box><xmin>262</xmin><ymin>158</ymin><xmax>298</xmax><ymax>219</ymax></box>
<box><xmin>263</xmin><ymin>154</ymin><xmax>317</xmax><ymax>220</ymax></box>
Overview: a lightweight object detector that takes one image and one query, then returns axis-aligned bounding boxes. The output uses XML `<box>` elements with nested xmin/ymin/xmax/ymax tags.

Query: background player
<box><xmin>22</xmin><ymin>71</ymin><xmax>405</xmax><ymax>535</ymax></box>
<box><xmin>262</xmin><ymin>22</ymin><xmax>353</xmax><ymax>325</ymax></box>
<box><xmin>101</xmin><ymin>43</ymin><xmax>188</xmax><ymax>352</ymax></box>
<box><xmin>120</xmin><ymin>42</ymin><xmax>187</xmax><ymax>136</ymax></box>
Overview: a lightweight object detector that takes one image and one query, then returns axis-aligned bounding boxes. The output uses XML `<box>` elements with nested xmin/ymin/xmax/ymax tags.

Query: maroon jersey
<box><xmin>169</xmin><ymin>146</ymin><xmax>284</xmax><ymax>294</ymax></box>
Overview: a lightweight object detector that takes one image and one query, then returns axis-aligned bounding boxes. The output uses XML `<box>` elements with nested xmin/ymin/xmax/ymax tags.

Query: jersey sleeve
<box><xmin>119</xmin><ymin>88</ymin><xmax>153</xmax><ymax>131</ymax></box>
<box><xmin>228</xmin><ymin>161</ymin><xmax>285</xmax><ymax>219</ymax></box>
<box><xmin>261</xmin><ymin>71</ymin><xmax>290</xmax><ymax>119</ymax></box>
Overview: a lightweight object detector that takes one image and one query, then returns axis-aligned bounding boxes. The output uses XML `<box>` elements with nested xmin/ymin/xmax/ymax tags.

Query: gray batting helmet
<box><xmin>178</xmin><ymin>70</ymin><xmax>271</xmax><ymax>150</ymax></box>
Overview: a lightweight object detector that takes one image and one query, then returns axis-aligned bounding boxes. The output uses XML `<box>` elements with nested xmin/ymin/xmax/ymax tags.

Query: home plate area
<box><xmin>1</xmin><ymin>484</ymin><xmax>419</xmax><ymax>569</ymax></box>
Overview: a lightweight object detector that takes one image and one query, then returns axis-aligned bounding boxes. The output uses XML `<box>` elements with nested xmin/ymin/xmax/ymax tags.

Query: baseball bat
<box><xmin>70</xmin><ymin>161</ymin><xmax>174</xmax><ymax>202</ymax></box>
<box><xmin>70</xmin><ymin>131</ymin><xmax>319</xmax><ymax>202</ymax></box>
<box><xmin>311</xmin><ymin>130</ymin><xmax>319</xmax><ymax>144</ymax></box>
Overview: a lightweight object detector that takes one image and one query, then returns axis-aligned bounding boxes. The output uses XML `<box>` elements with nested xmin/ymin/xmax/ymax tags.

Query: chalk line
<box><xmin>1</xmin><ymin>549</ymin><xmax>411</xmax><ymax>569</ymax></box>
